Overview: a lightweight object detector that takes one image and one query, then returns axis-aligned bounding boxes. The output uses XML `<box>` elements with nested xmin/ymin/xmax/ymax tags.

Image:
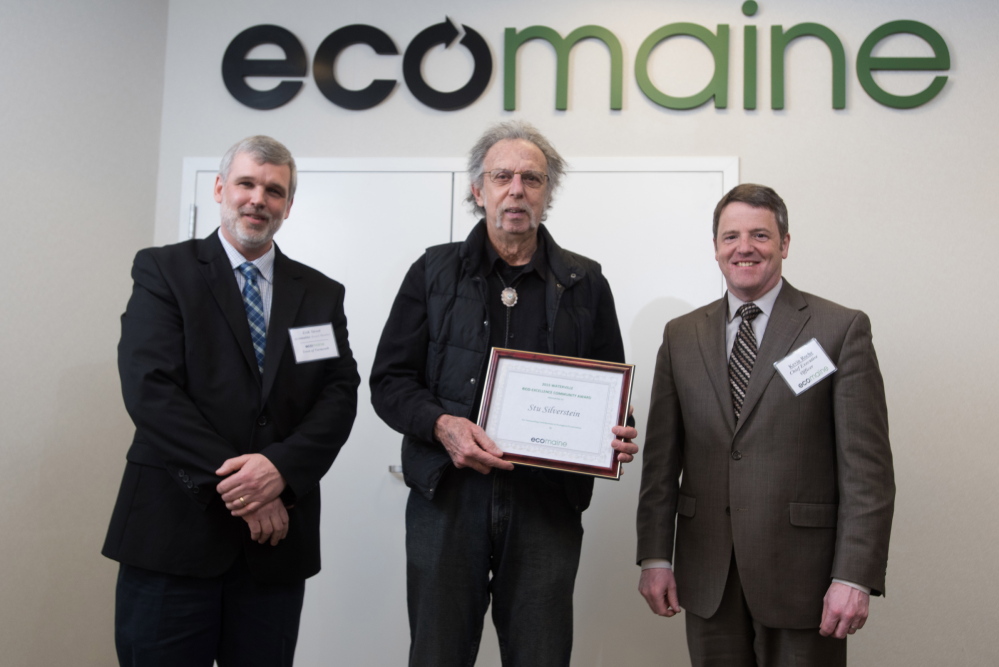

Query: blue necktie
<box><xmin>238</xmin><ymin>262</ymin><xmax>266</xmax><ymax>374</ymax></box>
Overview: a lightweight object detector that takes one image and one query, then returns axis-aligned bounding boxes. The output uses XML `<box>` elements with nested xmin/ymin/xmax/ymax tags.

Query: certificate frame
<box><xmin>477</xmin><ymin>348</ymin><xmax>634</xmax><ymax>479</ymax></box>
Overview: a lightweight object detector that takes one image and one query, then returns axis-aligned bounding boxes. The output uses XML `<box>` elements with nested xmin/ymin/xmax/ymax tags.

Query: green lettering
<box><xmin>771</xmin><ymin>23</ymin><xmax>846</xmax><ymax>109</ymax></box>
<box><xmin>504</xmin><ymin>25</ymin><xmax>623</xmax><ymax>110</ymax></box>
<box><xmin>742</xmin><ymin>2</ymin><xmax>758</xmax><ymax>109</ymax></box>
<box><xmin>857</xmin><ymin>20</ymin><xmax>950</xmax><ymax>109</ymax></box>
<box><xmin>635</xmin><ymin>23</ymin><xmax>730</xmax><ymax>110</ymax></box>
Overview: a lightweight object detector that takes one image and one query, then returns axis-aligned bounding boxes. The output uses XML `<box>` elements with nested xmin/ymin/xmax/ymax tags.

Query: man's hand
<box><xmin>639</xmin><ymin>567</ymin><xmax>682</xmax><ymax>617</ymax></box>
<box><xmin>611</xmin><ymin>405</ymin><xmax>639</xmax><ymax>471</ymax></box>
<box><xmin>434</xmin><ymin>415</ymin><xmax>514</xmax><ymax>475</ymax></box>
<box><xmin>216</xmin><ymin>453</ymin><xmax>286</xmax><ymax>516</ymax></box>
<box><xmin>611</xmin><ymin>424</ymin><xmax>639</xmax><ymax>464</ymax></box>
<box><xmin>242</xmin><ymin>497</ymin><xmax>290</xmax><ymax>546</ymax></box>
<box><xmin>819</xmin><ymin>582</ymin><xmax>870</xmax><ymax>639</ymax></box>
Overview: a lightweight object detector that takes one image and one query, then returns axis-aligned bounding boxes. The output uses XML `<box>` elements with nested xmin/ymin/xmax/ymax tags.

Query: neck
<box><xmin>489</xmin><ymin>234</ymin><xmax>538</xmax><ymax>267</ymax></box>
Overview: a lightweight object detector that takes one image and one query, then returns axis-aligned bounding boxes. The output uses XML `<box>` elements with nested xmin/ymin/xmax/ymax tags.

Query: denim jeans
<box><xmin>406</xmin><ymin>465</ymin><xmax>584</xmax><ymax>667</ymax></box>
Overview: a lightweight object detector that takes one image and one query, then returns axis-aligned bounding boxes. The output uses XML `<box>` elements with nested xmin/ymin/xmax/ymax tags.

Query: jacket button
<box><xmin>186</xmin><ymin>481</ymin><xmax>193</xmax><ymax>488</ymax></box>
<box><xmin>257</xmin><ymin>414</ymin><xmax>268</xmax><ymax>426</ymax></box>
<box><xmin>193</xmin><ymin>487</ymin><xmax>200</xmax><ymax>494</ymax></box>
<box><xmin>470</xmin><ymin>378</ymin><xmax>476</xmax><ymax>384</ymax></box>
<box><xmin>177</xmin><ymin>469</ymin><xmax>185</xmax><ymax>477</ymax></box>
<box><xmin>731</xmin><ymin>451</ymin><xmax>742</xmax><ymax>461</ymax></box>
<box><xmin>725</xmin><ymin>506</ymin><xmax>731</xmax><ymax>516</ymax></box>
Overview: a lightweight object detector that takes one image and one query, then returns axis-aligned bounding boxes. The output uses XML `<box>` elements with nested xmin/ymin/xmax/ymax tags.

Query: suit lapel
<box><xmin>734</xmin><ymin>281</ymin><xmax>809</xmax><ymax>437</ymax></box>
<box><xmin>197</xmin><ymin>234</ymin><xmax>260</xmax><ymax>380</ymax></box>
<box><xmin>696</xmin><ymin>297</ymin><xmax>737</xmax><ymax>433</ymax></box>
<box><xmin>262</xmin><ymin>247</ymin><xmax>305</xmax><ymax>402</ymax></box>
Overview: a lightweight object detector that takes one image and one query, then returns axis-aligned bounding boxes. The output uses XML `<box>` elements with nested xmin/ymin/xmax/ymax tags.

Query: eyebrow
<box><xmin>232</xmin><ymin>175</ymin><xmax>288</xmax><ymax>194</ymax></box>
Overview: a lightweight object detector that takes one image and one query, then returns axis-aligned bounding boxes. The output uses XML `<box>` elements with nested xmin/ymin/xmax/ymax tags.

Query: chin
<box><xmin>240</xmin><ymin>223</ymin><xmax>281</xmax><ymax>248</ymax></box>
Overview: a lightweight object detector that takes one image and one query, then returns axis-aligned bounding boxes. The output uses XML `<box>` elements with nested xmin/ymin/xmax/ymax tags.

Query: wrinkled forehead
<box><xmin>483</xmin><ymin>139</ymin><xmax>547</xmax><ymax>171</ymax></box>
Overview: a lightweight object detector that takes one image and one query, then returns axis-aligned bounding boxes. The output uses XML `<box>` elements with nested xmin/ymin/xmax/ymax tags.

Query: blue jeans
<box><xmin>406</xmin><ymin>466</ymin><xmax>584</xmax><ymax>667</ymax></box>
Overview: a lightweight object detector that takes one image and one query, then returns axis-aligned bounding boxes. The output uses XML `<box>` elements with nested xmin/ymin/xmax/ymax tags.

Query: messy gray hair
<box><xmin>219</xmin><ymin>135</ymin><xmax>298</xmax><ymax>200</ymax></box>
<box><xmin>465</xmin><ymin>120</ymin><xmax>567</xmax><ymax>220</ymax></box>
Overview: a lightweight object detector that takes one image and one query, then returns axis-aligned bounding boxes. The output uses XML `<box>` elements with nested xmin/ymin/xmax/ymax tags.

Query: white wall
<box><xmin>4</xmin><ymin>0</ymin><xmax>998</xmax><ymax>664</ymax></box>
<box><xmin>0</xmin><ymin>0</ymin><xmax>169</xmax><ymax>664</ymax></box>
<box><xmin>150</xmin><ymin>2</ymin><xmax>999</xmax><ymax>665</ymax></box>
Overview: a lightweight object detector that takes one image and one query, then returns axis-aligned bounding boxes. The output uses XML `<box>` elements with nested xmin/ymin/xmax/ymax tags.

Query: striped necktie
<box><xmin>728</xmin><ymin>302</ymin><xmax>761</xmax><ymax>420</ymax></box>
<box><xmin>238</xmin><ymin>262</ymin><xmax>266</xmax><ymax>374</ymax></box>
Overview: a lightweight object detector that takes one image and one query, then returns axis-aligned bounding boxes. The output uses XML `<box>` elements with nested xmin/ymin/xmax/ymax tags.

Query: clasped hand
<box><xmin>216</xmin><ymin>453</ymin><xmax>289</xmax><ymax>545</ymax></box>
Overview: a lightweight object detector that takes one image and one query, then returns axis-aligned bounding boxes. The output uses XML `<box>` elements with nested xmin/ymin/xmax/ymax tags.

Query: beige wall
<box><xmin>4</xmin><ymin>0</ymin><xmax>998</xmax><ymax>664</ymax></box>
<box><xmin>0</xmin><ymin>0</ymin><xmax>168</xmax><ymax>664</ymax></box>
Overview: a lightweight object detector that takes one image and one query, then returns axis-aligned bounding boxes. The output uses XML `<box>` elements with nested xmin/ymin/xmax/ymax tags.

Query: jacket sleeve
<box><xmin>589</xmin><ymin>271</ymin><xmax>627</xmax><ymax>365</ymax></box>
<box><xmin>117</xmin><ymin>249</ymin><xmax>240</xmax><ymax>505</ymax></box>
<box><xmin>829</xmin><ymin>311</ymin><xmax>895</xmax><ymax>595</ymax></box>
<box><xmin>636</xmin><ymin>320</ymin><xmax>684</xmax><ymax>563</ymax></box>
<box><xmin>369</xmin><ymin>256</ymin><xmax>447</xmax><ymax>443</ymax></box>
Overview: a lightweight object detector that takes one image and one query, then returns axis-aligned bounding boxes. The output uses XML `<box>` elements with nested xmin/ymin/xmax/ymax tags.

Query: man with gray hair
<box><xmin>371</xmin><ymin>120</ymin><xmax>638</xmax><ymax>666</ymax></box>
<box><xmin>104</xmin><ymin>135</ymin><xmax>359</xmax><ymax>666</ymax></box>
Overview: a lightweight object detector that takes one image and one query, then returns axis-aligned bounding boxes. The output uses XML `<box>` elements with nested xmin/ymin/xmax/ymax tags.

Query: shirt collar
<box><xmin>484</xmin><ymin>234</ymin><xmax>547</xmax><ymax>280</ymax></box>
<box><xmin>218</xmin><ymin>228</ymin><xmax>276</xmax><ymax>284</ymax></box>
<box><xmin>726</xmin><ymin>278</ymin><xmax>783</xmax><ymax>322</ymax></box>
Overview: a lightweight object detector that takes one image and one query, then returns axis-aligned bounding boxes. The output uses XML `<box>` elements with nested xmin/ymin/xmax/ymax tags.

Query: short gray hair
<box><xmin>219</xmin><ymin>135</ymin><xmax>298</xmax><ymax>200</ymax></box>
<box><xmin>465</xmin><ymin>120</ymin><xmax>567</xmax><ymax>220</ymax></box>
<box><xmin>713</xmin><ymin>183</ymin><xmax>789</xmax><ymax>238</ymax></box>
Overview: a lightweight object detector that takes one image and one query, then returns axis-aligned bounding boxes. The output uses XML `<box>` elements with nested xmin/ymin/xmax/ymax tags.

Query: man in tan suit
<box><xmin>636</xmin><ymin>184</ymin><xmax>895</xmax><ymax>666</ymax></box>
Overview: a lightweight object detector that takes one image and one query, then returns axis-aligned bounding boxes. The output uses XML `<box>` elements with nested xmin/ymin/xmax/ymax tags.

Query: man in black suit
<box><xmin>103</xmin><ymin>136</ymin><xmax>359</xmax><ymax>666</ymax></box>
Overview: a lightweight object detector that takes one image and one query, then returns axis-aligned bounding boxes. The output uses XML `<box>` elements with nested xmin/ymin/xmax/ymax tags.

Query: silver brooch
<box><xmin>500</xmin><ymin>287</ymin><xmax>519</xmax><ymax>308</ymax></box>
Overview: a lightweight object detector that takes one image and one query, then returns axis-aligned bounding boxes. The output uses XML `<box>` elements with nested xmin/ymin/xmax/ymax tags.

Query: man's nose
<box><xmin>508</xmin><ymin>173</ymin><xmax>525</xmax><ymax>196</ymax></box>
<box><xmin>248</xmin><ymin>185</ymin><xmax>266</xmax><ymax>206</ymax></box>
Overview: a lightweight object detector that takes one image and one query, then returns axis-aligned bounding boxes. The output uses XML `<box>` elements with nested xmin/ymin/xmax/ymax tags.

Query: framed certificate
<box><xmin>477</xmin><ymin>348</ymin><xmax>634</xmax><ymax>479</ymax></box>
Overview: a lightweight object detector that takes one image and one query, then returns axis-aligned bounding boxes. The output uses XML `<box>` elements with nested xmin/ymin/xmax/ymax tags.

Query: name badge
<box><xmin>773</xmin><ymin>338</ymin><xmax>836</xmax><ymax>395</ymax></box>
<box><xmin>289</xmin><ymin>324</ymin><xmax>339</xmax><ymax>363</ymax></box>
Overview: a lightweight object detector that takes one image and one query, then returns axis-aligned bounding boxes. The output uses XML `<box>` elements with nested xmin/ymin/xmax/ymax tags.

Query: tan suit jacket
<box><xmin>636</xmin><ymin>280</ymin><xmax>895</xmax><ymax>629</ymax></box>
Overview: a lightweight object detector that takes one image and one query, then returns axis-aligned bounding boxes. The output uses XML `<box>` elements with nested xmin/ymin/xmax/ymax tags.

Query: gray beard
<box><xmin>221</xmin><ymin>207</ymin><xmax>283</xmax><ymax>250</ymax></box>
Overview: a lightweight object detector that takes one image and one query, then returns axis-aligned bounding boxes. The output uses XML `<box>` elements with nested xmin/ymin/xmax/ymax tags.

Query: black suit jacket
<box><xmin>103</xmin><ymin>231</ymin><xmax>359</xmax><ymax>584</ymax></box>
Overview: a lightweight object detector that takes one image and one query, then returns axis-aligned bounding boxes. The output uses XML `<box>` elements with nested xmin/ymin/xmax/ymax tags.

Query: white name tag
<box><xmin>773</xmin><ymin>338</ymin><xmax>836</xmax><ymax>395</ymax></box>
<box><xmin>289</xmin><ymin>324</ymin><xmax>339</xmax><ymax>363</ymax></box>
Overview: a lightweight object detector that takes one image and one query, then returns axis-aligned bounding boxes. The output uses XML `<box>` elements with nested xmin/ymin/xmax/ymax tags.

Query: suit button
<box><xmin>177</xmin><ymin>469</ymin><xmax>185</xmax><ymax>477</ymax></box>
<box><xmin>725</xmin><ymin>506</ymin><xmax>731</xmax><ymax>516</ymax></box>
<box><xmin>186</xmin><ymin>481</ymin><xmax>193</xmax><ymax>488</ymax></box>
<box><xmin>257</xmin><ymin>415</ymin><xmax>268</xmax><ymax>426</ymax></box>
<box><xmin>470</xmin><ymin>378</ymin><xmax>476</xmax><ymax>384</ymax></box>
<box><xmin>193</xmin><ymin>487</ymin><xmax>200</xmax><ymax>494</ymax></box>
<box><xmin>731</xmin><ymin>451</ymin><xmax>742</xmax><ymax>461</ymax></box>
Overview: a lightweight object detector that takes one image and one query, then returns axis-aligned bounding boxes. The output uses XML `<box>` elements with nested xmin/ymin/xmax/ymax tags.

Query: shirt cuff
<box><xmin>641</xmin><ymin>559</ymin><xmax>672</xmax><ymax>570</ymax></box>
<box><xmin>832</xmin><ymin>578</ymin><xmax>871</xmax><ymax>594</ymax></box>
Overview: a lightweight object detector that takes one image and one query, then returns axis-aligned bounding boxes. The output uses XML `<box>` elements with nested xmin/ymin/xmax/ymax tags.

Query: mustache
<box><xmin>239</xmin><ymin>207</ymin><xmax>272</xmax><ymax>223</ymax></box>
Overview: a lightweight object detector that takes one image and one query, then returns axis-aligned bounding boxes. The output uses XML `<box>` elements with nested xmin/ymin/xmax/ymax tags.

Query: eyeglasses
<box><xmin>485</xmin><ymin>169</ymin><xmax>548</xmax><ymax>189</ymax></box>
